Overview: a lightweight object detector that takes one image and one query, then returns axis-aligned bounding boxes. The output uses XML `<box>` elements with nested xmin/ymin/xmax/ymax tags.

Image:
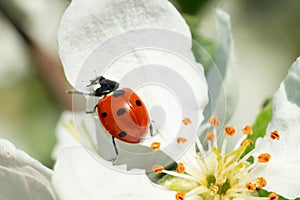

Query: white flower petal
<box><xmin>0</xmin><ymin>138</ymin><xmax>57</xmax><ymax>199</ymax></box>
<box><xmin>52</xmin><ymin>110</ymin><xmax>98</xmax><ymax>160</ymax></box>
<box><xmin>252</xmin><ymin>57</ymin><xmax>300</xmax><ymax>199</ymax></box>
<box><xmin>205</xmin><ymin>9</ymin><xmax>238</xmax><ymax>123</ymax></box>
<box><xmin>53</xmin><ymin>147</ymin><xmax>176</xmax><ymax>200</ymax></box>
<box><xmin>58</xmin><ymin>0</ymin><xmax>191</xmax><ymax>86</ymax></box>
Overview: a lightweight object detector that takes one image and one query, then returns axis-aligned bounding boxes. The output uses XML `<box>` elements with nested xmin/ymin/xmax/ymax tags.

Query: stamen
<box><xmin>225</xmin><ymin>126</ymin><xmax>236</xmax><ymax>136</ymax></box>
<box><xmin>176</xmin><ymin>162</ymin><xmax>185</xmax><ymax>173</ymax></box>
<box><xmin>182</xmin><ymin>118</ymin><xmax>192</xmax><ymax>126</ymax></box>
<box><xmin>81</xmin><ymin>120</ymin><xmax>99</xmax><ymax>152</ymax></box>
<box><xmin>177</xmin><ymin>137</ymin><xmax>187</xmax><ymax>144</ymax></box>
<box><xmin>241</xmin><ymin>139</ymin><xmax>254</xmax><ymax>147</ymax></box>
<box><xmin>242</xmin><ymin>125</ymin><xmax>253</xmax><ymax>135</ymax></box>
<box><xmin>152</xmin><ymin>165</ymin><xmax>164</xmax><ymax>174</ymax></box>
<box><xmin>62</xmin><ymin>120</ymin><xmax>81</xmax><ymax>142</ymax></box>
<box><xmin>224</xmin><ymin>139</ymin><xmax>251</xmax><ymax>167</ymax></box>
<box><xmin>256</xmin><ymin>177</ymin><xmax>267</xmax><ymax>188</ymax></box>
<box><xmin>246</xmin><ymin>182</ymin><xmax>256</xmax><ymax>191</ymax></box>
<box><xmin>270</xmin><ymin>130</ymin><xmax>280</xmax><ymax>140</ymax></box>
<box><xmin>186</xmin><ymin>186</ymin><xmax>208</xmax><ymax>197</ymax></box>
<box><xmin>210</xmin><ymin>184</ymin><xmax>219</xmax><ymax>196</ymax></box>
<box><xmin>221</xmin><ymin>137</ymin><xmax>228</xmax><ymax>156</ymax></box>
<box><xmin>258</xmin><ymin>153</ymin><xmax>271</xmax><ymax>163</ymax></box>
<box><xmin>175</xmin><ymin>192</ymin><xmax>185</xmax><ymax>200</ymax></box>
<box><xmin>206</xmin><ymin>132</ymin><xmax>215</xmax><ymax>141</ymax></box>
<box><xmin>212</xmin><ymin>147</ymin><xmax>223</xmax><ymax>175</ymax></box>
<box><xmin>151</xmin><ymin>142</ymin><xmax>161</xmax><ymax>151</ymax></box>
<box><xmin>269</xmin><ymin>192</ymin><xmax>278</xmax><ymax>200</ymax></box>
<box><xmin>162</xmin><ymin>169</ymin><xmax>198</xmax><ymax>182</ymax></box>
<box><xmin>223</xmin><ymin>162</ymin><xmax>244</xmax><ymax>177</ymax></box>
<box><xmin>209</xmin><ymin>116</ymin><xmax>220</xmax><ymax>126</ymax></box>
<box><xmin>195</xmin><ymin>136</ymin><xmax>207</xmax><ymax>157</ymax></box>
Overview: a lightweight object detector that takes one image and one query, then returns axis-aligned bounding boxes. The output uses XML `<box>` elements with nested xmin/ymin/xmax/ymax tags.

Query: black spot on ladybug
<box><xmin>113</xmin><ymin>90</ymin><xmax>125</xmax><ymax>97</ymax></box>
<box><xmin>135</xmin><ymin>100</ymin><xmax>142</xmax><ymax>106</ymax></box>
<box><xmin>117</xmin><ymin>108</ymin><xmax>126</xmax><ymax>116</ymax></box>
<box><xmin>101</xmin><ymin>112</ymin><xmax>107</xmax><ymax>118</ymax></box>
<box><xmin>118</xmin><ymin>131</ymin><xmax>127</xmax><ymax>138</ymax></box>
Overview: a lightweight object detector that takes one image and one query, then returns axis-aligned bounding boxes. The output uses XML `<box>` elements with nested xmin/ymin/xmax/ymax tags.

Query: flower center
<box><xmin>155</xmin><ymin>116</ymin><xmax>279</xmax><ymax>200</ymax></box>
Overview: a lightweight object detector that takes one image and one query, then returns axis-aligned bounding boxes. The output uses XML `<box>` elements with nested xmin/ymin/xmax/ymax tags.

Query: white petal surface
<box><xmin>53</xmin><ymin>147</ymin><xmax>176</xmax><ymax>200</ymax></box>
<box><xmin>215</xmin><ymin>9</ymin><xmax>238</xmax><ymax>122</ymax></box>
<box><xmin>205</xmin><ymin>9</ymin><xmax>238</xmax><ymax>124</ymax></box>
<box><xmin>252</xmin><ymin>57</ymin><xmax>300</xmax><ymax>199</ymax></box>
<box><xmin>52</xmin><ymin>110</ymin><xmax>98</xmax><ymax>160</ymax></box>
<box><xmin>58</xmin><ymin>0</ymin><xmax>191</xmax><ymax>86</ymax></box>
<box><xmin>0</xmin><ymin>139</ymin><xmax>57</xmax><ymax>200</ymax></box>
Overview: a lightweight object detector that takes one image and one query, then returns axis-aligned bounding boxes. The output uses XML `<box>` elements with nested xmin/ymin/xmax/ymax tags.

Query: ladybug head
<box><xmin>86</xmin><ymin>76</ymin><xmax>105</xmax><ymax>87</ymax></box>
<box><xmin>88</xmin><ymin>76</ymin><xmax>119</xmax><ymax>97</ymax></box>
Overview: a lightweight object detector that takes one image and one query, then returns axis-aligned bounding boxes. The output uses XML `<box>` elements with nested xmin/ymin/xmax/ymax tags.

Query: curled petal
<box><xmin>0</xmin><ymin>139</ymin><xmax>57</xmax><ymax>199</ymax></box>
<box><xmin>205</xmin><ymin>9</ymin><xmax>238</xmax><ymax>124</ymax></box>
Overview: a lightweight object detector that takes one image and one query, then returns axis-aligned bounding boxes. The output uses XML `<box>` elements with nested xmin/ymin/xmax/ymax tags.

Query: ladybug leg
<box><xmin>149</xmin><ymin>120</ymin><xmax>160</xmax><ymax>137</ymax></box>
<box><xmin>67</xmin><ymin>89</ymin><xmax>96</xmax><ymax>96</ymax></box>
<box><xmin>110</xmin><ymin>136</ymin><xmax>119</xmax><ymax>163</ymax></box>
<box><xmin>86</xmin><ymin>105</ymin><xmax>98</xmax><ymax>114</ymax></box>
<box><xmin>150</xmin><ymin>123</ymin><xmax>154</xmax><ymax>137</ymax></box>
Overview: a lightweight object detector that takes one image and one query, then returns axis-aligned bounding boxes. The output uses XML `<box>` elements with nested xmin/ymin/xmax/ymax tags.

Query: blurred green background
<box><xmin>0</xmin><ymin>0</ymin><xmax>299</xmax><ymax>168</ymax></box>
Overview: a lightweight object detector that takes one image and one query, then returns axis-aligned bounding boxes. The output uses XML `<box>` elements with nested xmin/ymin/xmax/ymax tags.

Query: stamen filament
<box><xmin>221</xmin><ymin>137</ymin><xmax>228</xmax><ymax>156</ymax></box>
<box><xmin>186</xmin><ymin>186</ymin><xmax>208</xmax><ymax>197</ymax></box>
<box><xmin>63</xmin><ymin>120</ymin><xmax>81</xmax><ymax>142</ymax></box>
<box><xmin>81</xmin><ymin>120</ymin><xmax>99</xmax><ymax>152</ymax></box>
<box><xmin>162</xmin><ymin>170</ymin><xmax>199</xmax><ymax>182</ymax></box>
<box><xmin>224</xmin><ymin>139</ymin><xmax>250</xmax><ymax>168</ymax></box>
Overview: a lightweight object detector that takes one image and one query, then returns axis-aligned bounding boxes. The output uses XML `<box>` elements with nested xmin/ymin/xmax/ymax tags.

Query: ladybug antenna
<box><xmin>86</xmin><ymin>76</ymin><xmax>106</xmax><ymax>87</ymax></box>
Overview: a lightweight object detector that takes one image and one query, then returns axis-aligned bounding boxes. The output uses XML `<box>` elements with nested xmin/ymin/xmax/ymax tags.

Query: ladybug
<box><xmin>81</xmin><ymin>76</ymin><xmax>153</xmax><ymax>157</ymax></box>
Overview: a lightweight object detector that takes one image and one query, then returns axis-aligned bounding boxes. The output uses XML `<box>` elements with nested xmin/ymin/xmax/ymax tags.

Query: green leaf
<box><xmin>258</xmin><ymin>189</ymin><xmax>299</xmax><ymax>200</ymax></box>
<box><xmin>242</xmin><ymin>99</ymin><xmax>273</xmax><ymax>160</ymax></box>
<box><xmin>169</xmin><ymin>0</ymin><xmax>209</xmax><ymax>15</ymax></box>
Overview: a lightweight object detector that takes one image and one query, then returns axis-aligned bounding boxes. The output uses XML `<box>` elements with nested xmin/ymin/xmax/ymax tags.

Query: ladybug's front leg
<box><xmin>86</xmin><ymin>105</ymin><xmax>98</xmax><ymax>114</ymax></box>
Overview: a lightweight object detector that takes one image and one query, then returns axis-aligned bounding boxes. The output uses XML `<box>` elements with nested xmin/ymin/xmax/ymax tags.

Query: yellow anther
<box><xmin>209</xmin><ymin>116</ymin><xmax>220</xmax><ymax>126</ymax></box>
<box><xmin>210</xmin><ymin>184</ymin><xmax>219</xmax><ymax>196</ymax></box>
<box><xmin>256</xmin><ymin>177</ymin><xmax>267</xmax><ymax>188</ymax></box>
<box><xmin>206</xmin><ymin>132</ymin><xmax>215</xmax><ymax>141</ymax></box>
<box><xmin>177</xmin><ymin>137</ymin><xmax>187</xmax><ymax>144</ymax></box>
<box><xmin>151</xmin><ymin>142</ymin><xmax>161</xmax><ymax>151</ymax></box>
<box><xmin>270</xmin><ymin>130</ymin><xmax>280</xmax><ymax>140</ymax></box>
<box><xmin>269</xmin><ymin>192</ymin><xmax>278</xmax><ymax>200</ymax></box>
<box><xmin>225</xmin><ymin>126</ymin><xmax>236</xmax><ymax>136</ymax></box>
<box><xmin>182</xmin><ymin>118</ymin><xmax>192</xmax><ymax>125</ymax></box>
<box><xmin>246</xmin><ymin>182</ymin><xmax>256</xmax><ymax>191</ymax></box>
<box><xmin>175</xmin><ymin>192</ymin><xmax>185</xmax><ymax>200</ymax></box>
<box><xmin>258</xmin><ymin>153</ymin><xmax>271</xmax><ymax>163</ymax></box>
<box><xmin>152</xmin><ymin>165</ymin><xmax>164</xmax><ymax>174</ymax></box>
<box><xmin>176</xmin><ymin>162</ymin><xmax>185</xmax><ymax>173</ymax></box>
<box><xmin>242</xmin><ymin>125</ymin><xmax>253</xmax><ymax>135</ymax></box>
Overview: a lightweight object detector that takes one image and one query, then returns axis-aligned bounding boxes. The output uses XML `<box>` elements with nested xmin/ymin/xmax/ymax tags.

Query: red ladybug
<box><xmin>82</xmin><ymin>76</ymin><xmax>152</xmax><ymax>157</ymax></box>
<box><xmin>98</xmin><ymin>88</ymin><xmax>150</xmax><ymax>143</ymax></box>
